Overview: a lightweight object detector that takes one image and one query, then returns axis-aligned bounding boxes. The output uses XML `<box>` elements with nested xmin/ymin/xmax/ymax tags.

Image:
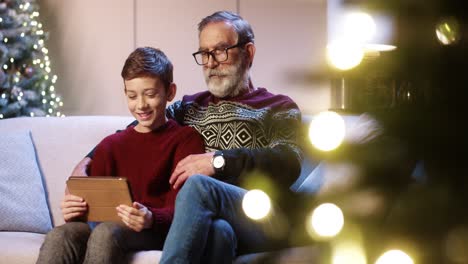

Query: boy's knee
<box><xmin>46</xmin><ymin>222</ymin><xmax>91</xmax><ymax>244</ymax></box>
<box><xmin>90</xmin><ymin>222</ymin><xmax>122</xmax><ymax>242</ymax></box>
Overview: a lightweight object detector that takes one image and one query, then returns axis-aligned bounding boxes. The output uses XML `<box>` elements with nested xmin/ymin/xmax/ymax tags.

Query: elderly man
<box><xmin>73</xmin><ymin>11</ymin><xmax>302</xmax><ymax>264</ymax></box>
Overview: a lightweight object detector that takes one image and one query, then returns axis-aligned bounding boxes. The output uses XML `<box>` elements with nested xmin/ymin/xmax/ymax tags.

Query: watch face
<box><xmin>213</xmin><ymin>156</ymin><xmax>225</xmax><ymax>169</ymax></box>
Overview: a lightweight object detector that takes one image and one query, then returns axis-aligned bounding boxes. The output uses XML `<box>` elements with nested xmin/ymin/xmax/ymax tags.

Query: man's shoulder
<box><xmin>181</xmin><ymin>90</ymin><xmax>212</xmax><ymax>104</ymax></box>
<box><xmin>245</xmin><ymin>87</ymin><xmax>299</xmax><ymax>110</ymax></box>
<box><xmin>167</xmin><ymin>91</ymin><xmax>211</xmax><ymax>115</ymax></box>
<box><xmin>255</xmin><ymin>87</ymin><xmax>295</xmax><ymax>101</ymax></box>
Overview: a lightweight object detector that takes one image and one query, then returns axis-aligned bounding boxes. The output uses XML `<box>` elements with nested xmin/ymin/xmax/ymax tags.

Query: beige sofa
<box><xmin>0</xmin><ymin>114</ymin><xmax>377</xmax><ymax>264</ymax></box>
<box><xmin>0</xmin><ymin>116</ymin><xmax>164</xmax><ymax>264</ymax></box>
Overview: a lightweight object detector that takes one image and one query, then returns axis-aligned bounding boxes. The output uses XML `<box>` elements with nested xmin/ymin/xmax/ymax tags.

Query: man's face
<box><xmin>199</xmin><ymin>22</ymin><xmax>248</xmax><ymax>98</ymax></box>
<box><xmin>124</xmin><ymin>77</ymin><xmax>172</xmax><ymax>133</ymax></box>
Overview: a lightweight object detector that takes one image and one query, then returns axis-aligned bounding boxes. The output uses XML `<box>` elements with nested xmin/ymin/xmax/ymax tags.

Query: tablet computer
<box><xmin>66</xmin><ymin>176</ymin><xmax>133</xmax><ymax>222</ymax></box>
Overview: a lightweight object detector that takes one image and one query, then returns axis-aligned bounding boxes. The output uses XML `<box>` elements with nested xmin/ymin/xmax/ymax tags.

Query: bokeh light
<box><xmin>327</xmin><ymin>42</ymin><xmax>364</xmax><ymax>70</ymax></box>
<box><xmin>308</xmin><ymin>203</ymin><xmax>344</xmax><ymax>238</ymax></box>
<box><xmin>240</xmin><ymin>170</ymin><xmax>277</xmax><ymax>201</ymax></box>
<box><xmin>343</xmin><ymin>11</ymin><xmax>376</xmax><ymax>43</ymax></box>
<box><xmin>309</xmin><ymin>111</ymin><xmax>346</xmax><ymax>151</ymax></box>
<box><xmin>436</xmin><ymin>17</ymin><xmax>460</xmax><ymax>45</ymax></box>
<box><xmin>332</xmin><ymin>241</ymin><xmax>367</xmax><ymax>264</ymax></box>
<box><xmin>242</xmin><ymin>189</ymin><xmax>271</xmax><ymax>220</ymax></box>
<box><xmin>375</xmin><ymin>249</ymin><xmax>413</xmax><ymax>264</ymax></box>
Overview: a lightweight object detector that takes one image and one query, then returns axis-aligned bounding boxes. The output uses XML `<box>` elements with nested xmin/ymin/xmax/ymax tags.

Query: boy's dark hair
<box><xmin>121</xmin><ymin>47</ymin><xmax>173</xmax><ymax>89</ymax></box>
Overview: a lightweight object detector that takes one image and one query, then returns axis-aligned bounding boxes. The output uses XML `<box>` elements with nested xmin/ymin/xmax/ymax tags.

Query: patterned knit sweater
<box><xmin>166</xmin><ymin>87</ymin><xmax>302</xmax><ymax>186</ymax></box>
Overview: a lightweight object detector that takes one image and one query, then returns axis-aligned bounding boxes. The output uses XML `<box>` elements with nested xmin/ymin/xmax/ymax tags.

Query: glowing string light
<box><xmin>309</xmin><ymin>203</ymin><xmax>344</xmax><ymax>238</ymax></box>
<box><xmin>309</xmin><ymin>111</ymin><xmax>346</xmax><ymax>151</ymax></box>
<box><xmin>375</xmin><ymin>250</ymin><xmax>413</xmax><ymax>264</ymax></box>
<box><xmin>242</xmin><ymin>190</ymin><xmax>272</xmax><ymax>220</ymax></box>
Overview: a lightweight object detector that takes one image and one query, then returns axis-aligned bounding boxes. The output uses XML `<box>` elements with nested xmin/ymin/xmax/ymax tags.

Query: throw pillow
<box><xmin>0</xmin><ymin>130</ymin><xmax>52</xmax><ymax>233</ymax></box>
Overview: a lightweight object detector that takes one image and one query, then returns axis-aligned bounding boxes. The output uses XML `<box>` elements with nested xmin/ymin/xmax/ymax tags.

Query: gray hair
<box><xmin>198</xmin><ymin>11</ymin><xmax>255</xmax><ymax>45</ymax></box>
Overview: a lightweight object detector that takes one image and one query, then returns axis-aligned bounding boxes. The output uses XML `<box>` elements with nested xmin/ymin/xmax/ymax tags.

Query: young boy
<box><xmin>36</xmin><ymin>47</ymin><xmax>205</xmax><ymax>264</ymax></box>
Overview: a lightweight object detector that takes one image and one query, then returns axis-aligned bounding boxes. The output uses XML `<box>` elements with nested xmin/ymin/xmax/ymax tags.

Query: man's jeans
<box><xmin>160</xmin><ymin>175</ymin><xmax>285</xmax><ymax>264</ymax></box>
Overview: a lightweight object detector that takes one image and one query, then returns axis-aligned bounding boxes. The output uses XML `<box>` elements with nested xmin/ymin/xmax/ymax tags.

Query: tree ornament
<box><xmin>23</xmin><ymin>90</ymin><xmax>39</xmax><ymax>101</ymax></box>
<box><xmin>11</xmin><ymin>85</ymin><xmax>22</xmax><ymax>97</ymax></box>
<box><xmin>24</xmin><ymin>66</ymin><xmax>34</xmax><ymax>78</ymax></box>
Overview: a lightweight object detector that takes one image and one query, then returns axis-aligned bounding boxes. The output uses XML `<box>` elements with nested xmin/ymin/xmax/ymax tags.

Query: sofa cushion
<box><xmin>127</xmin><ymin>250</ymin><xmax>163</xmax><ymax>264</ymax></box>
<box><xmin>0</xmin><ymin>116</ymin><xmax>135</xmax><ymax>227</ymax></box>
<box><xmin>0</xmin><ymin>232</ymin><xmax>45</xmax><ymax>264</ymax></box>
<box><xmin>0</xmin><ymin>130</ymin><xmax>52</xmax><ymax>233</ymax></box>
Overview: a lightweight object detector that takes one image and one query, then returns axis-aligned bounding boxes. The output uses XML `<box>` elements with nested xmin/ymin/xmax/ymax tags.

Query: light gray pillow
<box><xmin>0</xmin><ymin>130</ymin><xmax>52</xmax><ymax>233</ymax></box>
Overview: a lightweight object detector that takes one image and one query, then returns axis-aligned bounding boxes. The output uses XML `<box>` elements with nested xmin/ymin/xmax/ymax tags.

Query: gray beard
<box><xmin>205</xmin><ymin>59</ymin><xmax>249</xmax><ymax>98</ymax></box>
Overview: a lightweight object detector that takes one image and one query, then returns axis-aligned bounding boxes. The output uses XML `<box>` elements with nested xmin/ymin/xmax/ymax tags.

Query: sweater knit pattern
<box><xmin>167</xmin><ymin>88</ymin><xmax>302</xmax><ymax>159</ymax></box>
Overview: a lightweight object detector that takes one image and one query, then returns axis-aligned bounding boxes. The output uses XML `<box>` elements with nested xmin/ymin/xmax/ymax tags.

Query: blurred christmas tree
<box><xmin>0</xmin><ymin>0</ymin><xmax>63</xmax><ymax>119</ymax></box>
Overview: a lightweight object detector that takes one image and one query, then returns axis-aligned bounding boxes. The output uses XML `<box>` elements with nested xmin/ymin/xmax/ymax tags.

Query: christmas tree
<box><xmin>0</xmin><ymin>0</ymin><xmax>63</xmax><ymax>119</ymax></box>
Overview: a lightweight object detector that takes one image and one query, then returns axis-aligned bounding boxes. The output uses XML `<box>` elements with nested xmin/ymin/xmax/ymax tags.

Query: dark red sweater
<box><xmin>90</xmin><ymin>119</ymin><xmax>205</xmax><ymax>236</ymax></box>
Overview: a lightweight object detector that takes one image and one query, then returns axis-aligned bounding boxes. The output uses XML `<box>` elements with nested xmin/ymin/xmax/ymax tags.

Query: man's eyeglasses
<box><xmin>192</xmin><ymin>42</ymin><xmax>247</xmax><ymax>66</ymax></box>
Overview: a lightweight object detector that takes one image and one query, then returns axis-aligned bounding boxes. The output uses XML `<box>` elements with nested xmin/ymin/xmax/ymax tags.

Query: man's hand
<box><xmin>169</xmin><ymin>152</ymin><xmax>215</xmax><ymax>189</ymax></box>
<box><xmin>116</xmin><ymin>202</ymin><xmax>153</xmax><ymax>232</ymax></box>
<box><xmin>70</xmin><ymin>157</ymin><xmax>92</xmax><ymax>176</ymax></box>
<box><xmin>61</xmin><ymin>193</ymin><xmax>87</xmax><ymax>222</ymax></box>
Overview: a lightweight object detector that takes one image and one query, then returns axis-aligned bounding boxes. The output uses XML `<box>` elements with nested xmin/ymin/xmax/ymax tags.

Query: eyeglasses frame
<box><xmin>192</xmin><ymin>41</ymin><xmax>248</xmax><ymax>66</ymax></box>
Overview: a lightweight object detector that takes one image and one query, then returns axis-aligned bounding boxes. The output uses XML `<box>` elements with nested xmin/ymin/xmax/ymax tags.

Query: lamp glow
<box><xmin>309</xmin><ymin>203</ymin><xmax>344</xmax><ymax>237</ymax></box>
<box><xmin>309</xmin><ymin>111</ymin><xmax>345</xmax><ymax>151</ymax></box>
<box><xmin>375</xmin><ymin>250</ymin><xmax>413</xmax><ymax>264</ymax></box>
<box><xmin>242</xmin><ymin>189</ymin><xmax>271</xmax><ymax>220</ymax></box>
<box><xmin>327</xmin><ymin>42</ymin><xmax>364</xmax><ymax>70</ymax></box>
<box><xmin>343</xmin><ymin>12</ymin><xmax>376</xmax><ymax>43</ymax></box>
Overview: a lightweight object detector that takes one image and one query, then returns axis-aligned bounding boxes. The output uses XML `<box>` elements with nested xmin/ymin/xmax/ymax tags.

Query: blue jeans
<box><xmin>160</xmin><ymin>175</ymin><xmax>285</xmax><ymax>264</ymax></box>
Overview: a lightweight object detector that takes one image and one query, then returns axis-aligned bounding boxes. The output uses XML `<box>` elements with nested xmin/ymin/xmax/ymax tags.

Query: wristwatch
<box><xmin>212</xmin><ymin>150</ymin><xmax>225</xmax><ymax>174</ymax></box>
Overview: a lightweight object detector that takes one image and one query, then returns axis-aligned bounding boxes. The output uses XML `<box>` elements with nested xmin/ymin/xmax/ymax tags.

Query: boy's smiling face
<box><xmin>124</xmin><ymin>76</ymin><xmax>175</xmax><ymax>133</ymax></box>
